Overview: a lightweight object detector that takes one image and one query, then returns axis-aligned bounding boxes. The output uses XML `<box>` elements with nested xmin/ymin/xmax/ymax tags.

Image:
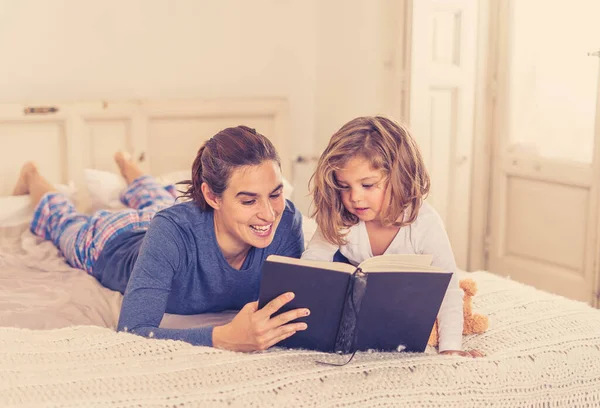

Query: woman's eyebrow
<box><xmin>235</xmin><ymin>191</ymin><xmax>257</xmax><ymax>198</ymax></box>
<box><xmin>235</xmin><ymin>183</ymin><xmax>283</xmax><ymax>198</ymax></box>
<box><xmin>270</xmin><ymin>183</ymin><xmax>284</xmax><ymax>194</ymax></box>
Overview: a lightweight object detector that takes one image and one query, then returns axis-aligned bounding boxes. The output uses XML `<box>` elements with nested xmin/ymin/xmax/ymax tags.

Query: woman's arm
<box><xmin>118</xmin><ymin>214</ymin><xmax>309</xmax><ymax>350</ymax></box>
<box><xmin>117</xmin><ymin>216</ymin><xmax>219</xmax><ymax>345</ymax></box>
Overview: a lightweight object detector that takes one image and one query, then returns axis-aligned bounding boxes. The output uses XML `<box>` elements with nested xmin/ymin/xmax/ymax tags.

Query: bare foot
<box><xmin>114</xmin><ymin>151</ymin><xmax>144</xmax><ymax>184</ymax></box>
<box><xmin>12</xmin><ymin>162</ymin><xmax>39</xmax><ymax>196</ymax></box>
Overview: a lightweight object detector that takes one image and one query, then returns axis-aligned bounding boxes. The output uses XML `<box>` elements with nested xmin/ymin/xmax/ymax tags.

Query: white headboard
<box><xmin>0</xmin><ymin>98</ymin><xmax>291</xmax><ymax>201</ymax></box>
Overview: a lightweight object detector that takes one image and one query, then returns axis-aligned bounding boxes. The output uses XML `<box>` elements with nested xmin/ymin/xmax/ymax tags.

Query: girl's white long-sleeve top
<box><xmin>301</xmin><ymin>202</ymin><xmax>464</xmax><ymax>352</ymax></box>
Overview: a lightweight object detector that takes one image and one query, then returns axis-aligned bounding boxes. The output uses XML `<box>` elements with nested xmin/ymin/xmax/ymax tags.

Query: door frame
<box><xmin>468</xmin><ymin>0</ymin><xmax>494</xmax><ymax>271</ymax></box>
<box><xmin>407</xmin><ymin>0</ymin><xmax>479</xmax><ymax>270</ymax></box>
<box><xmin>592</xmin><ymin>62</ymin><xmax>600</xmax><ymax>307</ymax></box>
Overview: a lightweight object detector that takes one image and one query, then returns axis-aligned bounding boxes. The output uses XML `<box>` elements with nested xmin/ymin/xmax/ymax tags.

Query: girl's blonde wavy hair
<box><xmin>310</xmin><ymin>116</ymin><xmax>430</xmax><ymax>246</ymax></box>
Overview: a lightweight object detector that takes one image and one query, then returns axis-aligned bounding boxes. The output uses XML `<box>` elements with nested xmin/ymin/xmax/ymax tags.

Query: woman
<box><xmin>13</xmin><ymin>126</ymin><xmax>308</xmax><ymax>352</ymax></box>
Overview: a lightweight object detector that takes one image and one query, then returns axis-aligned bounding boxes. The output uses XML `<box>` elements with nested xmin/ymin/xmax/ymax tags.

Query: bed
<box><xmin>2</xmin><ymin>99</ymin><xmax>600</xmax><ymax>407</ymax></box>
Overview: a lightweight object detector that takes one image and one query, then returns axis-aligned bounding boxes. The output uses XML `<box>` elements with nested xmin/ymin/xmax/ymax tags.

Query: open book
<box><xmin>258</xmin><ymin>254</ymin><xmax>452</xmax><ymax>353</ymax></box>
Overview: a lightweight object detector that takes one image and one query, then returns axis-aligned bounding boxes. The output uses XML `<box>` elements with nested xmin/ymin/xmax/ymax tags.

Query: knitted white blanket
<box><xmin>2</xmin><ymin>271</ymin><xmax>600</xmax><ymax>408</ymax></box>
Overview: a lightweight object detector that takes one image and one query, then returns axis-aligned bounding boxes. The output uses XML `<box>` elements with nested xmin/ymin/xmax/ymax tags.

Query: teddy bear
<box><xmin>427</xmin><ymin>278</ymin><xmax>489</xmax><ymax>347</ymax></box>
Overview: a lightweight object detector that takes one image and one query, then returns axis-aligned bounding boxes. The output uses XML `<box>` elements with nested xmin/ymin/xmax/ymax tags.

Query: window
<box><xmin>506</xmin><ymin>0</ymin><xmax>600</xmax><ymax>164</ymax></box>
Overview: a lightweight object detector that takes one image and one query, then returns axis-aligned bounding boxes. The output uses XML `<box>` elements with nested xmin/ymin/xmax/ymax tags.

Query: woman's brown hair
<box><xmin>310</xmin><ymin>116</ymin><xmax>430</xmax><ymax>245</ymax></box>
<box><xmin>180</xmin><ymin>125</ymin><xmax>280</xmax><ymax>210</ymax></box>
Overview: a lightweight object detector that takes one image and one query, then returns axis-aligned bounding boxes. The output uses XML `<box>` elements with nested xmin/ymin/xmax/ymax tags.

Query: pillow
<box><xmin>84</xmin><ymin>169</ymin><xmax>295</xmax><ymax>212</ymax></box>
<box><xmin>155</xmin><ymin>170</ymin><xmax>191</xmax><ymax>187</ymax></box>
<box><xmin>84</xmin><ymin>169</ymin><xmax>128</xmax><ymax>212</ymax></box>
<box><xmin>0</xmin><ymin>195</ymin><xmax>33</xmax><ymax>227</ymax></box>
<box><xmin>84</xmin><ymin>169</ymin><xmax>192</xmax><ymax>212</ymax></box>
<box><xmin>0</xmin><ymin>183</ymin><xmax>77</xmax><ymax>227</ymax></box>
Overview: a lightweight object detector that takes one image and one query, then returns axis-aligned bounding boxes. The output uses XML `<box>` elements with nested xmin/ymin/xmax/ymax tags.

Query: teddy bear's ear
<box><xmin>460</xmin><ymin>278</ymin><xmax>477</xmax><ymax>296</ymax></box>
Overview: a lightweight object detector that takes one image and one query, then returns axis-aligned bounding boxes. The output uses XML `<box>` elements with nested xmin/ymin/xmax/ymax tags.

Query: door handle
<box><xmin>24</xmin><ymin>106</ymin><xmax>59</xmax><ymax>115</ymax></box>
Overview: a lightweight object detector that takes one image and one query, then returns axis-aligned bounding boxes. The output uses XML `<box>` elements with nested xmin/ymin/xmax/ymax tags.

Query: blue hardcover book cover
<box><xmin>258</xmin><ymin>254</ymin><xmax>452</xmax><ymax>353</ymax></box>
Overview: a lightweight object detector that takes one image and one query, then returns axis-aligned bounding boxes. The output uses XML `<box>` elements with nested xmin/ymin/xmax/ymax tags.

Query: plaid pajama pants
<box><xmin>30</xmin><ymin>176</ymin><xmax>177</xmax><ymax>274</ymax></box>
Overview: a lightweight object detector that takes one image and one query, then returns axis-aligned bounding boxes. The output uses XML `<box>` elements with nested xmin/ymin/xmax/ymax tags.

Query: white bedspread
<box><xmin>2</xmin><ymin>223</ymin><xmax>600</xmax><ymax>407</ymax></box>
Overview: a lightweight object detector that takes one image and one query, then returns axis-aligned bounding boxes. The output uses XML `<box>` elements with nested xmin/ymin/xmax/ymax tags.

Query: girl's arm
<box><xmin>415</xmin><ymin>210</ymin><xmax>464</xmax><ymax>353</ymax></box>
<box><xmin>301</xmin><ymin>227</ymin><xmax>339</xmax><ymax>261</ymax></box>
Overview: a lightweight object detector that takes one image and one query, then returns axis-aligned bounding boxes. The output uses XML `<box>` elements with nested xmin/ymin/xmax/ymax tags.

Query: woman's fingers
<box><xmin>440</xmin><ymin>350</ymin><xmax>471</xmax><ymax>357</ymax></box>
<box><xmin>266</xmin><ymin>307</ymin><xmax>310</xmax><ymax>331</ymax></box>
<box><xmin>259</xmin><ymin>322</ymin><xmax>308</xmax><ymax>350</ymax></box>
<box><xmin>248</xmin><ymin>293</ymin><xmax>310</xmax><ymax>351</ymax></box>
<box><xmin>266</xmin><ymin>328</ymin><xmax>302</xmax><ymax>349</ymax></box>
<box><xmin>242</xmin><ymin>301</ymin><xmax>259</xmax><ymax>313</ymax></box>
<box><xmin>257</xmin><ymin>292</ymin><xmax>295</xmax><ymax>319</ymax></box>
<box><xmin>440</xmin><ymin>349</ymin><xmax>486</xmax><ymax>358</ymax></box>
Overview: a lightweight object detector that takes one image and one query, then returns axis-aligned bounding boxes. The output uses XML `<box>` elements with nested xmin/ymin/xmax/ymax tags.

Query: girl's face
<box><xmin>212</xmin><ymin>160</ymin><xmax>285</xmax><ymax>252</ymax></box>
<box><xmin>334</xmin><ymin>156</ymin><xmax>388</xmax><ymax>223</ymax></box>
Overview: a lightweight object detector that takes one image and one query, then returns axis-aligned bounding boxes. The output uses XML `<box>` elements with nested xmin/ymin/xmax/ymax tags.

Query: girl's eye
<box><xmin>241</xmin><ymin>200</ymin><xmax>256</xmax><ymax>206</ymax></box>
<box><xmin>363</xmin><ymin>184</ymin><xmax>374</xmax><ymax>189</ymax></box>
<box><xmin>338</xmin><ymin>185</ymin><xmax>349</xmax><ymax>190</ymax></box>
<box><xmin>270</xmin><ymin>193</ymin><xmax>282</xmax><ymax>199</ymax></box>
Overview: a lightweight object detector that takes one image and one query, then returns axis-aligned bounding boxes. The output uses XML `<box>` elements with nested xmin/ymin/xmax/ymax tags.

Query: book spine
<box><xmin>333</xmin><ymin>268</ymin><xmax>368</xmax><ymax>354</ymax></box>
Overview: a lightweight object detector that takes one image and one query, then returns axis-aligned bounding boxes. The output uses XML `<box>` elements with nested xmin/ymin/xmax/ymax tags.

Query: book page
<box><xmin>266</xmin><ymin>255</ymin><xmax>356</xmax><ymax>274</ymax></box>
<box><xmin>359</xmin><ymin>254</ymin><xmax>446</xmax><ymax>273</ymax></box>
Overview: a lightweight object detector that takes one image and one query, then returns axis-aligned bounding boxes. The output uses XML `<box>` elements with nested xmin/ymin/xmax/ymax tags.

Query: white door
<box><xmin>487</xmin><ymin>0</ymin><xmax>600</xmax><ymax>303</ymax></box>
<box><xmin>409</xmin><ymin>0</ymin><xmax>479</xmax><ymax>270</ymax></box>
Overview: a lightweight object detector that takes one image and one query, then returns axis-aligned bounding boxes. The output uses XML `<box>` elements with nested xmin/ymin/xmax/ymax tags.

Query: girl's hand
<box><xmin>212</xmin><ymin>292</ymin><xmax>309</xmax><ymax>352</ymax></box>
<box><xmin>440</xmin><ymin>349</ymin><xmax>485</xmax><ymax>358</ymax></box>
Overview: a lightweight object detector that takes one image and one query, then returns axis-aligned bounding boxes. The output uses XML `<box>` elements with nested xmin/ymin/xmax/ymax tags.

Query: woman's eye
<box><xmin>338</xmin><ymin>185</ymin><xmax>349</xmax><ymax>190</ymax></box>
<box><xmin>363</xmin><ymin>184</ymin><xmax>374</xmax><ymax>189</ymax></box>
<box><xmin>270</xmin><ymin>193</ymin><xmax>282</xmax><ymax>199</ymax></box>
<box><xmin>241</xmin><ymin>200</ymin><xmax>256</xmax><ymax>206</ymax></box>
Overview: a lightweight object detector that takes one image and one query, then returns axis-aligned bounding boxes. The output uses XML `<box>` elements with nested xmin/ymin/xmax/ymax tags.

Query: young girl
<box><xmin>302</xmin><ymin>116</ymin><xmax>482</xmax><ymax>357</ymax></box>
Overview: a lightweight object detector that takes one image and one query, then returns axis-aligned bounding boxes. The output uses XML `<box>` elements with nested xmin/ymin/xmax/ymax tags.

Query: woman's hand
<box><xmin>212</xmin><ymin>292</ymin><xmax>309</xmax><ymax>352</ymax></box>
<box><xmin>440</xmin><ymin>349</ymin><xmax>485</xmax><ymax>358</ymax></box>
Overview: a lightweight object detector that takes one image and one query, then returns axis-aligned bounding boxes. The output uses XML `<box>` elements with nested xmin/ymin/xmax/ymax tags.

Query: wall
<box><xmin>304</xmin><ymin>0</ymin><xmax>408</xmax><ymax>213</ymax></box>
<box><xmin>0</xmin><ymin>0</ymin><xmax>316</xmax><ymax>151</ymax></box>
<box><xmin>314</xmin><ymin>0</ymin><xmax>407</xmax><ymax>152</ymax></box>
<box><xmin>0</xmin><ymin>0</ymin><xmax>406</xmax><ymax>213</ymax></box>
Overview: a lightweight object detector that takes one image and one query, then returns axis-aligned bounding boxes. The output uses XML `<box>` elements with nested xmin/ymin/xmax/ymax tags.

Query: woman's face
<box><xmin>212</xmin><ymin>160</ymin><xmax>285</xmax><ymax>252</ymax></box>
